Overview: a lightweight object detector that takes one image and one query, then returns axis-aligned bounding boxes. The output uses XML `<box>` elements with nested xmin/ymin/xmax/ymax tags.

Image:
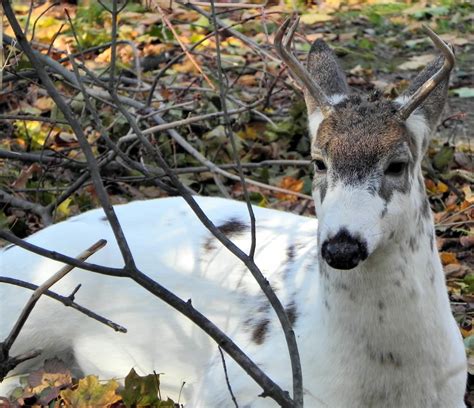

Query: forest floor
<box><xmin>0</xmin><ymin>0</ymin><xmax>473</xmax><ymax>406</ymax></box>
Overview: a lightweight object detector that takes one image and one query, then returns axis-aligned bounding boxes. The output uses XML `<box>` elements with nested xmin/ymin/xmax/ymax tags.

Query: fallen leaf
<box><xmin>121</xmin><ymin>368</ymin><xmax>175</xmax><ymax>408</ymax></box>
<box><xmin>60</xmin><ymin>376</ymin><xmax>120</xmax><ymax>408</ymax></box>
<box><xmin>300</xmin><ymin>13</ymin><xmax>334</xmax><ymax>25</ymax></box>
<box><xmin>440</xmin><ymin>252</ymin><xmax>459</xmax><ymax>265</ymax></box>
<box><xmin>398</xmin><ymin>54</ymin><xmax>435</xmax><ymax>71</ymax></box>
<box><xmin>444</xmin><ymin>263</ymin><xmax>467</xmax><ymax>278</ymax></box>
<box><xmin>453</xmin><ymin>87</ymin><xmax>474</xmax><ymax>98</ymax></box>
<box><xmin>276</xmin><ymin>176</ymin><xmax>304</xmax><ymax>202</ymax></box>
<box><xmin>237</xmin><ymin>75</ymin><xmax>257</xmax><ymax>86</ymax></box>
<box><xmin>460</xmin><ymin>236</ymin><xmax>474</xmax><ymax>249</ymax></box>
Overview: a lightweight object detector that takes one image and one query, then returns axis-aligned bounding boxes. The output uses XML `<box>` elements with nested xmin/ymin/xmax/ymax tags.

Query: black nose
<box><xmin>321</xmin><ymin>229</ymin><xmax>368</xmax><ymax>270</ymax></box>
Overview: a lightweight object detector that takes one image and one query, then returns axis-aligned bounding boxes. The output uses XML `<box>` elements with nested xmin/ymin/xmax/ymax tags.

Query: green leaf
<box><xmin>453</xmin><ymin>87</ymin><xmax>474</xmax><ymax>98</ymax></box>
<box><xmin>122</xmin><ymin>368</ymin><xmax>175</xmax><ymax>408</ymax></box>
<box><xmin>432</xmin><ymin>145</ymin><xmax>454</xmax><ymax>171</ymax></box>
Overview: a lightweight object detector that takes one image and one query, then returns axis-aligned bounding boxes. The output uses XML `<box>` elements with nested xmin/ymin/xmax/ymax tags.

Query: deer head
<box><xmin>275</xmin><ymin>18</ymin><xmax>454</xmax><ymax>271</ymax></box>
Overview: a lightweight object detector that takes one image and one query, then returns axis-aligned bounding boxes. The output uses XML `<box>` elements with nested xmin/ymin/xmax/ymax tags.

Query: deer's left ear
<box><xmin>396</xmin><ymin>56</ymin><xmax>451</xmax><ymax>151</ymax></box>
<box><xmin>394</xmin><ymin>26</ymin><xmax>454</xmax><ymax>153</ymax></box>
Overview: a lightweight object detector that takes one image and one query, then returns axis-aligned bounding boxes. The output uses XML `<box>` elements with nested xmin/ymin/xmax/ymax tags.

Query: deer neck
<box><xmin>299</xmin><ymin>189</ymin><xmax>464</xmax><ymax>406</ymax></box>
<box><xmin>316</xmin><ymin>188</ymin><xmax>448</xmax><ymax>329</ymax></box>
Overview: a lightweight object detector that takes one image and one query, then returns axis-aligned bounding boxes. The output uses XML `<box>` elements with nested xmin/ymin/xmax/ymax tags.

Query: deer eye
<box><xmin>312</xmin><ymin>158</ymin><xmax>327</xmax><ymax>173</ymax></box>
<box><xmin>385</xmin><ymin>161</ymin><xmax>406</xmax><ymax>176</ymax></box>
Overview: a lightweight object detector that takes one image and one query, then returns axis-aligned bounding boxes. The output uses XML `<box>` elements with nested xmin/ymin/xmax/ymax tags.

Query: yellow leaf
<box><xmin>172</xmin><ymin>59</ymin><xmax>199</xmax><ymax>74</ymax></box>
<box><xmin>300</xmin><ymin>13</ymin><xmax>334</xmax><ymax>25</ymax></box>
<box><xmin>57</xmin><ymin>198</ymin><xmax>72</xmax><ymax>218</ymax></box>
<box><xmin>437</xmin><ymin>181</ymin><xmax>449</xmax><ymax>193</ymax></box>
<box><xmin>462</xmin><ymin>185</ymin><xmax>473</xmax><ymax>203</ymax></box>
<box><xmin>60</xmin><ymin>375</ymin><xmax>120</xmax><ymax>408</ymax></box>
<box><xmin>35</xmin><ymin>97</ymin><xmax>54</xmax><ymax>112</ymax></box>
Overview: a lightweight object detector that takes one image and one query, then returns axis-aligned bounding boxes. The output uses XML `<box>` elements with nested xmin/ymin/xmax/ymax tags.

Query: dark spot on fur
<box><xmin>379</xmin><ymin>166</ymin><xmax>410</xmax><ymax>203</ymax></box>
<box><xmin>203</xmin><ymin>218</ymin><xmax>248</xmax><ymax>253</ymax></box>
<box><xmin>334</xmin><ymin>281</ymin><xmax>349</xmax><ymax>291</ymax></box>
<box><xmin>408</xmin><ymin>236</ymin><xmax>418</xmax><ymax>252</ymax></box>
<box><xmin>252</xmin><ymin>319</ymin><xmax>270</xmax><ymax>345</ymax></box>
<box><xmin>379</xmin><ymin>314</ymin><xmax>384</xmax><ymax>323</ymax></box>
<box><xmin>394</xmin><ymin>280</ymin><xmax>402</xmax><ymax>287</ymax></box>
<box><xmin>313</xmin><ymin>177</ymin><xmax>327</xmax><ymax>203</ymax></box>
<box><xmin>282</xmin><ymin>245</ymin><xmax>297</xmax><ymax>280</ymax></box>
<box><xmin>429</xmin><ymin>232</ymin><xmax>434</xmax><ymax>251</ymax></box>
<box><xmin>100</xmin><ymin>215</ymin><xmax>108</xmax><ymax>221</ymax></box>
<box><xmin>286</xmin><ymin>245</ymin><xmax>296</xmax><ymax>261</ymax></box>
<box><xmin>378</xmin><ymin>300</ymin><xmax>385</xmax><ymax>310</ymax></box>
<box><xmin>430</xmin><ymin>272</ymin><xmax>435</xmax><ymax>285</ymax></box>
<box><xmin>420</xmin><ymin>196</ymin><xmax>430</xmax><ymax>219</ymax></box>
<box><xmin>324</xmin><ymin>299</ymin><xmax>330</xmax><ymax>311</ymax></box>
<box><xmin>217</xmin><ymin>218</ymin><xmax>248</xmax><ymax>237</ymax></box>
<box><xmin>389</xmin><ymin>231</ymin><xmax>395</xmax><ymax>240</ymax></box>
<box><xmin>381</xmin><ymin>204</ymin><xmax>388</xmax><ymax>218</ymax></box>
<box><xmin>366</xmin><ymin>343</ymin><xmax>402</xmax><ymax>367</ymax></box>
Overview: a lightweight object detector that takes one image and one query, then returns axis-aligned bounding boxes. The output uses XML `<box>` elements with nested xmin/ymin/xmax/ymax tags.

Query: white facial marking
<box><xmin>318</xmin><ymin>181</ymin><xmax>385</xmax><ymax>255</ymax></box>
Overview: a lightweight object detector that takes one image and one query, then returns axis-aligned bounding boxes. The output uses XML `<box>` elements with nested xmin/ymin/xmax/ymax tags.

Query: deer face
<box><xmin>311</xmin><ymin>100</ymin><xmax>420</xmax><ymax>270</ymax></box>
<box><xmin>274</xmin><ymin>18</ymin><xmax>453</xmax><ymax>270</ymax></box>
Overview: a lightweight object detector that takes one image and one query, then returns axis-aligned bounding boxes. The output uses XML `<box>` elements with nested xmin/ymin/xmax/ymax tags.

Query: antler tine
<box><xmin>274</xmin><ymin>17</ymin><xmax>333</xmax><ymax>116</ymax></box>
<box><xmin>397</xmin><ymin>25</ymin><xmax>455</xmax><ymax>121</ymax></box>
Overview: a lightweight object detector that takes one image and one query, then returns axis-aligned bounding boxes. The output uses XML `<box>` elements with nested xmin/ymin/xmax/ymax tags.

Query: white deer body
<box><xmin>0</xmin><ymin>21</ymin><xmax>467</xmax><ymax>407</ymax></box>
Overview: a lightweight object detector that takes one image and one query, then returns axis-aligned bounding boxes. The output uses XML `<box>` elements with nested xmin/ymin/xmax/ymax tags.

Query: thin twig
<box><xmin>178</xmin><ymin>1</ymin><xmax>279</xmax><ymax>62</ymax></box>
<box><xmin>0</xmin><ymin>277</ymin><xmax>127</xmax><ymax>332</ymax></box>
<box><xmin>0</xmin><ymin>189</ymin><xmax>53</xmax><ymax>225</ymax></box>
<box><xmin>0</xmin><ymin>240</ymin><xmax>108</xmax><ymax>380</ymax></box>
<box><xmin>2</xmin><ymin>240</ymin><xmax>107</xmax><ymax>352</ymax></box>
<box><xmin>218</xmin><ymin>346</ymin><xmax>239</xmax><ymax>408</ymax></box>
<box><xmin>2</xmin><ymin>0</ymin><xmax>137</xmax><ymax>271</ymax></box>
<box><xmin>155</xmin><ymin>2</ymin><xmax>215</xmax><ymax>90</ymax></box>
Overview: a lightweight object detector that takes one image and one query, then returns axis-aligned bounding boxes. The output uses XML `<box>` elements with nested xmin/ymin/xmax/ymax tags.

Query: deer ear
<box><xmin>399</xmin><ymin>55</ymin><xmax>450</xmax><ymax>131</ymax></box>
<box><xmin>396</xmin><ymin>55</ymin><xmax>450</xmax><ymax>151</ymax></box>
<box><xmin>305</xmin><ymin>40</ymin><xmax>349</xmax><ymax>137</ymax></box>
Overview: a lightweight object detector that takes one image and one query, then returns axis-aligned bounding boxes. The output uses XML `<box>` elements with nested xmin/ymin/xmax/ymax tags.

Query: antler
<box><xmin>274</xmin><ymin>17</ymin><xmax>333</xmax><ymax>117</ymax></box>
<box><xmin>397</xmin><ymin>25</ymin><xmax>455</xmax><ymax>121</ymax></box>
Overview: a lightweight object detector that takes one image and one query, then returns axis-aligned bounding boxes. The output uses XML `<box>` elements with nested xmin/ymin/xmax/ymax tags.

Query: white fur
<box><xmin>0</xmin><ymin>191</ymin><xmax>467</xmax><ymax>407</ymax></box>
<box><xmin>317</xmin><ymin>181</ymin><xmax>385</xmax><ymax>254</ymax></box>
<box><xmin>395</xmin><ymin>95</ymin><xmax>431</xmax><ymax>147</ymax></box>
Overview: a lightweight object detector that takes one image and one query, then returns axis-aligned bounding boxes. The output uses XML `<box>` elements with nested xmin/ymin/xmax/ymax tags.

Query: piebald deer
<box><xmin>0</xmin><ymin>19</ymin><xmax>467</xmax><ymax>407</ymax></box>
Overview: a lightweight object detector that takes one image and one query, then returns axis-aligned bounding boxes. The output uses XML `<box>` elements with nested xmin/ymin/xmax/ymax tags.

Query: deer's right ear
<box><xmin>305</xmin><ymin>40</ymin><xmax>349</xmax><ymax>138</ymax></box>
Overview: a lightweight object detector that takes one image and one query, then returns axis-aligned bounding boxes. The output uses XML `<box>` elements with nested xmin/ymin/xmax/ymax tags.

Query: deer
<box><xmin>0</xmin><ymin>18</ymin><xmax>467</xmax><ymax>407</ymax></box>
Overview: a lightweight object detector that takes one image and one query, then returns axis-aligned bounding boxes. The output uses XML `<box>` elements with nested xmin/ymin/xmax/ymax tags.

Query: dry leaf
<box><xmin>276</xmin><ymin>176</ymin><xmax>304</xmax><ymax>202</ymax></box>
<box><xmin>398</xmin><ymin>54</ymin><xmax>435</xmax><ymax>71</ymax></box>
<box><xmin>440</xmin><ymin>252</ymin><xmax>459</xmax><ymax>265</ymax></box>
<box><xmin>60</xmin><ymin>376</ymin><xmax>120</xmax><ymax>408</ymax></box>
<box><xmin>300</xmin><ymin>13</ymin><xmax>334</xmax><ymax>25</ymax></box>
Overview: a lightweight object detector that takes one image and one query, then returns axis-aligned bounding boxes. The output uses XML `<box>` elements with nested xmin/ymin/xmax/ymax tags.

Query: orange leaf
<box><xmin>276</xmin><ymin>177</ymin><xmax>304</xmax><ymax>202</ymax></box>
<box><xmin>440</xmin><ymin>252</ymin><xmax>459</xmax><ymax>265</ymax></box>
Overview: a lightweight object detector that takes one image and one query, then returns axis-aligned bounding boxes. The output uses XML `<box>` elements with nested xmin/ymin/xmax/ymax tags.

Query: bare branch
<box><xmin>0</xmin><ymin>277</ymin><xmax>127</xmax><ymax>333</ymax></box>
<box><xmin>0</xmin><ymin>240</ymin><xmax>109</xmax><ymax>380</ymax></box>
<box><xmin>2</xmin><ymin>0</ymin><xmax>137</xmax><ymax>270</ymax></box>
<box><xmin>0</xmin><ymin>189</ymin><xmax>53</xmax><ymax>225</ymax></box>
